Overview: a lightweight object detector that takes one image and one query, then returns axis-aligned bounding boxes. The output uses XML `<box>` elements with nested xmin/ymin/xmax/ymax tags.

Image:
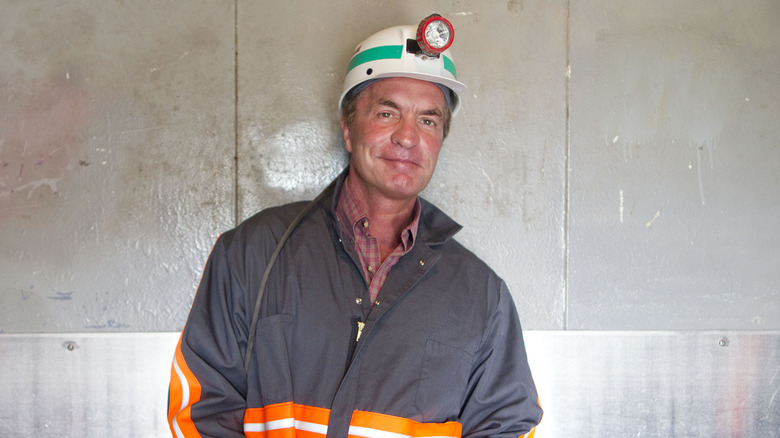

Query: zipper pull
<box><xmin>356</xmin><ymin>321</ymin><xmax>365</xmax><ymax>342</ymax></box>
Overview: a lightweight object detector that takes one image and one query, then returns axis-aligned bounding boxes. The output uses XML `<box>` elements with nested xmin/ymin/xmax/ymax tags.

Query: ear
<box><xmin>341</xmin><ymin>118</ymin><xmax>353</xmax><ymax>153</ymax></box>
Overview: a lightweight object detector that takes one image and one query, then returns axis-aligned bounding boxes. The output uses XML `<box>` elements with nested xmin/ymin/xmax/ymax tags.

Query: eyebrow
<box><xmin>421</xmin><ymin>108</ymin><xmax>444</xmax><ymax>118</ymax></box>
<box><xmin>376</xmin><ymin>99</ymin><xmax>400</xmax><ymax>110</ymax></box>
<box><xmin>376</xmin><ymin>99</ymin><xmax>443</xmax><ymax>118</ymax></box>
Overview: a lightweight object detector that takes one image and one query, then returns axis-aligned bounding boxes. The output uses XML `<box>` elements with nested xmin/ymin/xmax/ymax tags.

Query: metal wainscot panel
<box><xmin>0</xmin><ymin>332</ymin><xmax>778</xmax><ymax>437</ymax></box>
<box><xmin>525</xmin><ymin>331</ymin><xmax>780</xmax><ymax>437</ymax></box>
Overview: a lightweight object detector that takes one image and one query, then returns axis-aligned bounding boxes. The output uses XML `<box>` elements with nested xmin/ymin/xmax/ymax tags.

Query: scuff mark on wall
<box><xmin>766</xmin><ymin>365</ymin><xmax>780</xmax><ymax>417</ymax></box>
<box><xmin>149</xmin><ymin>50</ymin><xmax>190</xmax><ymax>73</ymax></box>
<box><xmin>506</xmin><ymin>0</ymin><xmax>524</xmax><ymax>14</ymax></box>
<box><xmin>0</xmin><ymin>75</ymin><xmax>91</xmax><ymax>215</ymax></box>
<box><xmin>646</xmin><ymin>210</ymin><xmax>661</xmax><ymax>228</ymax></box>
<box><xmin>46</xmin><ymin>291</ymin><xmax>74</xmax><ymax>301</ymax></box>
<box><xmin>84</xmin><ymin>319</ymin><xmax>130</xmax><ymax>330</ymax></box>
<box><xmin>479</xmin><ymin>166</ymin><xmax>495</xmax><ymax>193</ymax></box>
<box><xmin>694</xmin><ymin>143</ymin><xmax>706</xmax><ymax>206</ymax></box>
<box><xmin>1</xmin><ymin>178</ymin><xmax>63</xmax><ymax>200</ymax></box>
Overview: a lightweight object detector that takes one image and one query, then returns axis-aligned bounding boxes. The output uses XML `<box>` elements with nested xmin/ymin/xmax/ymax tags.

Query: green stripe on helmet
<box><xmin>347</xmin><ymin>45</ymin><xmax>404</xmax><ymax>73</ymax></box>
<box><xmin>443</xmin><ymin>55</ymin><xmax>457</xmax><ymax>78</ymax></box>
<box><xmin>346</xmin><ymin>45</ymin><xmax>459</xmax><ymax>80</ymax></box>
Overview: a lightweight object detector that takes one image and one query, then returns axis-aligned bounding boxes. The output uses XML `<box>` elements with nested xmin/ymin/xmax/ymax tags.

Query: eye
<box><xmin>375</xmin><ymin>111</ymin><xmax>397</xmax><ymax>120</ymax></box>
<box><xmin>421</xmin><ymin>118</ymin><xmax>437</xmax><ymax>127</ymax></box>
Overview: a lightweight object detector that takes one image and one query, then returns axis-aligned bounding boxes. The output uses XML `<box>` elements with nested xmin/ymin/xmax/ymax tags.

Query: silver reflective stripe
<box><xmin>348</xmin><ymin>425</ymin><xmax>455</xmax><ymax>438</ymax></box>
<box><xmin>244</xmin><ymin>419</ymin><xmax>328</xmax><ymax>435</ymax></box>
<box><xmin>295</xmin><ymin>420</ymin><xmax>329</xmax><ymax>435</ymax></box>
<box><xmin>244</xmin><ymin>418</ymin><xmax>295</xmax><ymax>432</ymax></box>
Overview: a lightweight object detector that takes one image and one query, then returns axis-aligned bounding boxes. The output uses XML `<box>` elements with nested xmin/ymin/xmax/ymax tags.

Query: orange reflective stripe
<box><xmin>244</xmin><ymin>402</ymin><xmax>330</xmax><ymax>438</ymax></box>
<box><xmin>521</xmin><ymin>428</ymin><xmax>536</xmax><ymax>438</ymax></box>
<box><xmin>168</xmin><ymin>336</ymin><xmax>203</xmax><ymax>437</ymax></box>
<box><xmin>348</xmin><ymin>410</ymin><xmax>462</xmax><ymax>438</ymax></box>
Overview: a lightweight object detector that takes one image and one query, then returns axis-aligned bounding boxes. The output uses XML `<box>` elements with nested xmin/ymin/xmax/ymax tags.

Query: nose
<box><xmin>390</xmin><ymin>116</ymin><xmax>419</xmax><ymax>149</ymax></box>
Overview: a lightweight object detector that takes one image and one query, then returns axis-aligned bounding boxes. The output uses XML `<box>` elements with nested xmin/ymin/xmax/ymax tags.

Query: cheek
<box><xmin>355</xmin><ymin>131</ymin><xmax>386</xmax><ymax>155</ymax></box>
<box><xmin>423</xmin><ymin>140</ymin><xmax>443</xmax><ymax>163</ymax></box>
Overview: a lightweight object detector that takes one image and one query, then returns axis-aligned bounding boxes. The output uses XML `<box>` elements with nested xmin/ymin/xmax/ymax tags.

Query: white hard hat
<box><xmin>338</xmin><ymin>14</ymin><xmax>467</xmax><ymax>116</ymax></box>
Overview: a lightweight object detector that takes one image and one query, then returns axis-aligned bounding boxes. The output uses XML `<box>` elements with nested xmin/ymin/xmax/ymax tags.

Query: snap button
<box><xmin>356</xmin><ymin>297</ymin><xmax>362</xmax><ymax>305</ymax></box>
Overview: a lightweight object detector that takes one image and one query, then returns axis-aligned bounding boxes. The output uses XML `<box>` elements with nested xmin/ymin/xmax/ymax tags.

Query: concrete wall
<box><xmin>1</xmin><ymin>1</ymin><xmax>778</xmax><ymax>436</ymax></box>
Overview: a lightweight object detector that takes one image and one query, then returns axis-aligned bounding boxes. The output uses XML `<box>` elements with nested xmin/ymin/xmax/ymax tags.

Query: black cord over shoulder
<box><xmin>243</xmin><ymin>179</ymin><xmax>338</xmax><ymax>372</ymax></box>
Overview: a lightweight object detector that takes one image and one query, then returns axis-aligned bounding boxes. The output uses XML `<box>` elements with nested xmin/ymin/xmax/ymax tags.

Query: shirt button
<box><xmin>367</xmin><ymin>265</ymin><xmax>374</xmax><ymax>273</ymax></box>
<box><xmin>355</xmin><ymin>297</ymin><xmax>362</xmax><ymax>305</ymax></box>
<box><xmin>362</xmin><ymin>220</ymin><xmax>369</xmax><ymax>228</ymax></box>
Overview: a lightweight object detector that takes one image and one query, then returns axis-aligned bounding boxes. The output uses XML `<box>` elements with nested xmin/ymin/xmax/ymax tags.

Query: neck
<box><xmin>344</xmin><ymin>173</ymin><xmax>416</xmax><ymax>258</ymax></box>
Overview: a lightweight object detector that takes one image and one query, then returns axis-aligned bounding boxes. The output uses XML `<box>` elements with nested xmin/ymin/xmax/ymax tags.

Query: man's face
<box><xmin>341</xmin><ymin>77</ymin><xmax>447</xmax><ymax>204</ymax></box>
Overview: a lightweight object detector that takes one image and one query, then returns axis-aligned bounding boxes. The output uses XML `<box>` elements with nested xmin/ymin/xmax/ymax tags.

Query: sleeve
<box><xmin>460</xmin><ymin>281</ymin><xmax>543</xmax><ymax>438</ymax></box>
<box><xmin>168</xmin><ymin>235</ymin><xmax>251</xmax><ymax>438</ymax></box>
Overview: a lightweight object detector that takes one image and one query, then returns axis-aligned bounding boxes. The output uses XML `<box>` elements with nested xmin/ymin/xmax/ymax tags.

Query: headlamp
<box><xmin>415</xmin><ymin>14</ymin><xmax>454</xmax><ymax>57</ymax></box>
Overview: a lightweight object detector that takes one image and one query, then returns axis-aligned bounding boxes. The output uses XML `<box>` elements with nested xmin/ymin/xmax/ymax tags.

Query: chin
<box><xmin>384</xmin><ymin>181</ymin><xmax>427</xmax><ymax>200</ymax></box>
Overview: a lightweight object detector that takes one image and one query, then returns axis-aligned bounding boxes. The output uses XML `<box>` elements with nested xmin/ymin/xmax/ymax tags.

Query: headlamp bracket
<box><xmin>406</xmin><ymin>39</ymin><xmax>440</xmax><ymax>59</ymax></box>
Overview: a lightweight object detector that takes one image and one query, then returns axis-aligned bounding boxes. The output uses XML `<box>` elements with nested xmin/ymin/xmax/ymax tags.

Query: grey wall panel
<box><xmin>237</xmin><ymin>1</ymin><xmax>568</xmax><ymax>329</ymax></box>
<box><xmin>525</xmin><ymin>331</ymin><xmax>780</xmax><ymax>437</ymax></box>
<box><xmin>1</xmin><ymin>1</ymin><xmax>236</xmax><ymax>332</ymax></box>
<box><xmin>0</xmin><ymin>333</ymin><xmax>178</xmax><ymax>437</ymax></box>
<box><xmin>2</xmin><ymin>331</ymin><xmax>777</xmax><ymax>437</ymax></box>
<box><xmin>567</xmin><ymin>1</ymin><xmax>780</xmax><ymax>329</ymax></box>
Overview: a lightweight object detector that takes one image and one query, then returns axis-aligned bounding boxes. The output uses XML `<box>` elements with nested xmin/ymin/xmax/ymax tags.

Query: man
<box><xmin>169</xmin><ymin>15</ymin><xmax>542</xmax><ymax>438</ymax></box>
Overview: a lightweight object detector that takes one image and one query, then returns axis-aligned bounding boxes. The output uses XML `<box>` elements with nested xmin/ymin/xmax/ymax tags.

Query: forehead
<box><xmin>358</xmin><ymin>78</ymin><xmax>447</xmax><ymax>111</ymax></box>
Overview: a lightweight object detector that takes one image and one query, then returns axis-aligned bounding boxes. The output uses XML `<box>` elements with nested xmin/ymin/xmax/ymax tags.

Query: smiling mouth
<box><xmin>383</xmin><ymin>156</ymin><xmax>420</xmax><ymax>167</ymax></box>
<box><xmin>384</xmin><ymin>158</ymin><xmax>421</xmax><ymax>171</ymax></box>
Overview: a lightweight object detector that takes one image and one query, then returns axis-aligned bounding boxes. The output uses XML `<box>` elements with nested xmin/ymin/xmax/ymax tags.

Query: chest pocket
<box><xmin>414</xmin><ymin>338</ymin><xmax>473</xmax><ymax>422</ymax></box>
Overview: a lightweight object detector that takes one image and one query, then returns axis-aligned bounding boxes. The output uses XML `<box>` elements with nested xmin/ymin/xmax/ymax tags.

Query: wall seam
<box><xmin>563</xmin><ymin>0</ymin><xmax>571</xmax><ymax>331</ymax></box>
<box><xmin>233</xmin><ymin>0</ymin><xmax>240</xmax><ymax>227</ymax></box>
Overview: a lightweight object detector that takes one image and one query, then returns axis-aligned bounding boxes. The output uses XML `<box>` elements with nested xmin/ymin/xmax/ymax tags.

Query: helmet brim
<box><xmin>338</xmin><ymin>72</ymin><xmax>465</xmax><ymax>116</ymax></box>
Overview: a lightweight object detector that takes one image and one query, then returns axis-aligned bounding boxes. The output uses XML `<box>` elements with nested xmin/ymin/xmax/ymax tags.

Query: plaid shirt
<box><xmin>336</xmin><ymin>181</ymin><xmax>420</xmax><ymax>303</ymax></box>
